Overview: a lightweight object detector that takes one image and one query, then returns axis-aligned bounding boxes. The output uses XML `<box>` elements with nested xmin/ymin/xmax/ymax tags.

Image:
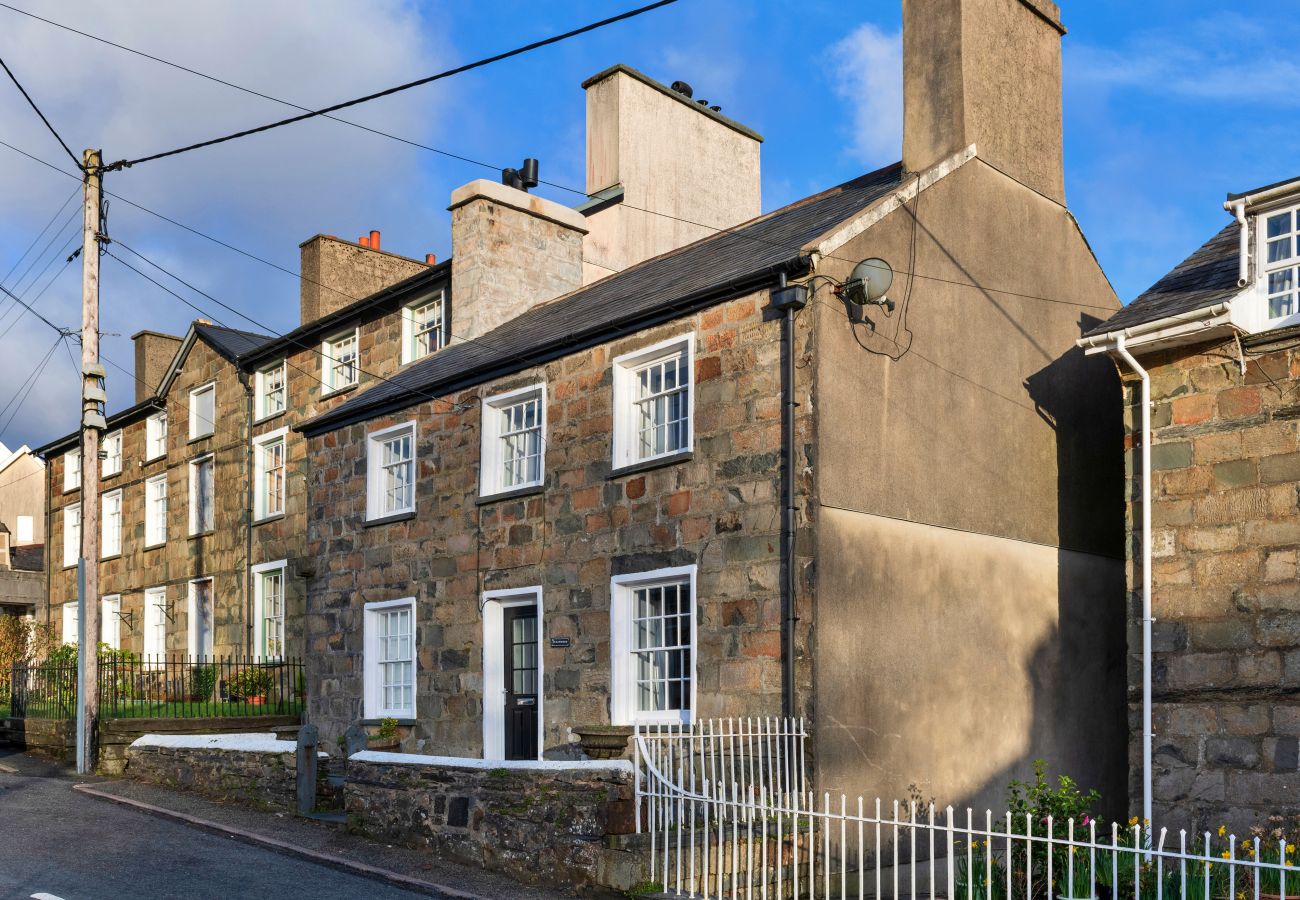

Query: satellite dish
<box><xmin>846</xmin><ymin>258</ymin><xmax>894</xmax><ymax>303</ymax></box>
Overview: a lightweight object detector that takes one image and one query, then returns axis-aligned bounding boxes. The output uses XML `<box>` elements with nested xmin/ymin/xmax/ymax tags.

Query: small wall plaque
<box><xmin>549</xmin><ymin>636</ymin><xmax>572</xmax><ymax>648</ymax></box>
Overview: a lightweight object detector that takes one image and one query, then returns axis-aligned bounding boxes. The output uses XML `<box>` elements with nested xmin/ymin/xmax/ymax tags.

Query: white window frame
<box><xmin>479</xmin><ymin>383</ymin><xmax>546</xmax><ymax>498</ymax></box>
<box><xmin>63</xmin><ymin>448</ymin><xmax>80</xmax><ymax>493</ymax></box>
<box><xmin>63</xmin><ymin>502</ymin><xmax>80</xmax><ymax>568</ymax></box>
<box><xmin>1260</xmin><ymin>203</ymin><xmax>1300</xmax><ymax>329</ymax></box>
<box><xmin>146</xmin><ymin>411</ymin><xmax>168</xmax><ymax>461</ymax></box>
<box><xmin>187</xmin><ymin>577</ymin><xmax>215</xmax><ymax>659</ymax></box>
<box><xmin>253</xmin><ymin>427</ymin><xmax>288</xmax><ymax>521</ymax></box>
<box><xmin>363</xmin><ymin>597</ymin><xmax>416</xmax><ymax>719</ymax></box>
<box><xmin>365</xmin><ymin>421</ymin><xmax>416</xmax><ymax>521</ymax></box>
<box><xmin>321</xmin><ymin>328</ymin><xmax>359</xmax><ymax>393</ymax></box>
<box><xmin>101</xmin><ymin>595</ymin><xmax>121</xmax><ymax>650</ymax></box>
<box><xmin>101</xmin><ymin>488</ymin><xmax>122</xmax><ymax>558</ymax></box>
<box><xmin>255</xmin><ymin>360</ymin><xmax>287</xmax><ymax>421</ymax></box>
<box><xmin>609</xmin><ymin>564</ymin><xmax>698</xmax><ymax>727</ymax></box>
<box><xmin>143</xmin><ymin>586</ymin><xmax>168</xmax><ymax>661</ymax></box>
<box><xmin>252</xmin><ymin>559</ymin><xmax>288</xmax><ymax>661</ymax></box>
<box><xmin>188</xmin><ymin>454</ymin><xmax>214</xmax><ymax>535</ymax></box>
<box><xmin>62</xmin><ymin>601</ymin><xmax>78</xmax><ymax>645</ymax></box>
<box><xmin>480</xmin><ymin>586</ymin><xmax>544</xmax><ymax>761</ymax></box>
<box><xmin>102</xmin><ymin>430</ymin><xmax>123</xmax><ymax>477</ymax></box>
<box><xmin>189</xmin><ymin>382</ymin><xmax>216</xmax><ymax>440</ymax></box>
<box><xmin>15</xmin><ymin>515</ymin><xmax>33</xmax><ymax>544</ymax></box>
<box><xmin>145</xmin><ymin>473</ymin><xmax>168</xmax><ymax>548</ymax></box>
<box><xmin>611</xmin><ymin>334</ymin><xmax>695</xmax><ymax>472</ymax></box>
<box><xmin>401</xmin><ymin>291</ymin><xmax>447</xmax><ymax>364</ymax></box>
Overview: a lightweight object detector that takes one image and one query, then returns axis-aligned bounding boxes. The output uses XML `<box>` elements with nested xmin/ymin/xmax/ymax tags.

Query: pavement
<box><xmin>0</xmin><ymin>747</ymin><xmax>593</xmax><ymax>900</ymax></box>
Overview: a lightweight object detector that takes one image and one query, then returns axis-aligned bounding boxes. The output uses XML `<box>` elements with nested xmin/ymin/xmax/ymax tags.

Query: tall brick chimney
<box><xmin>580</xmin><ymin>65</ymin><xmax>762</xmax><ymax>284</ymax></box>
<box><xmin>299</xmin><ymin>234</ymin><xmax>432</xmax><ymax>326</ymax></box>
<box><xmin>448</xmin><ymin>179</ymin><xmax>588</xmax><ymax>343</ymax></box>
<box><xmin>902</xmin><ymin>0</ymin><xmax>1066</xmax><ymax>204</ymax></box>
<box><xmin>131</xmin><ymin>329</ymin><xmax>183</xmax><ymax>402</ymax></box>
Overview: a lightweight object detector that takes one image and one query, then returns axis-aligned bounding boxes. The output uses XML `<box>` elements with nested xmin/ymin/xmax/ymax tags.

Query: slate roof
<box><xmin>1083</xmin><ymin>222</ymin><xmax>1242</xmax><ymax>338</ymax></box>
<box><xmin>10</xmin><ymin>544</ymin><xmax>43</xmax><ymax>572</ymax></box>
<box><xmin>300</xmin><ymin>161</ymin><xmax>908</xmax><ymax>436</ymax></box>
<box><xmin>194</xmin><ymin>323</ymin><xmax>276</xmax><ymax>360</ymax></box>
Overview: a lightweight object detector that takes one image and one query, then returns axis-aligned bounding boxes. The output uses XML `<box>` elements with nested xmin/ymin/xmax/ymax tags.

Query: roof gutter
<box><xmin>1076</xmin><ymin>301</ymin><xmax>1233</xmax><ymax>355</ymax></box>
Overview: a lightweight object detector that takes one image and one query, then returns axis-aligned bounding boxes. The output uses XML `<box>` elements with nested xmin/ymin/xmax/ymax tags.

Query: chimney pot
<box><xmin>370</xmin><ymin>230</ymin><xmax>381</xmax><ymax>250</ymax></box>
<box><xmin>358</xmin><ymin>235</ymin><xmax>369</xmax><ymax>248</ymax></box>
<box><xmin>425</xmin><ymin>253</ymin><xmax>437</xmax><ymax>266</ymax></box>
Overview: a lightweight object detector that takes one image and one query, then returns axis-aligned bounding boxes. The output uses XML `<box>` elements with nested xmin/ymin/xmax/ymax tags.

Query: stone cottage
<box><xmin>36</xmin><ymin>235</ymin><xmax>439</xmax><ymax>660</ymax></box>
<box><xmin>0</xmin><ymin>441</ymin><xmax>45</xmax><ymax>619</ymax></box>
<box><xmin>1081</xmin><ymin>171</ymin><xmax>1300</xmax><ymax>832</ymax></box>
<box><xmin>294</xmin><ymin>0</ymin><xmax>1127</xmax><ymax>814</ymax></box>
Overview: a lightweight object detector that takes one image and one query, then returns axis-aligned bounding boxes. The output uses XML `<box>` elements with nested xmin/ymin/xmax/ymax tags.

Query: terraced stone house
<box><xmin>1081</xmin><ymin>171</ymin><xmax>1300</xmax><ymax>832</ymax></box>
<box><xmin>293</xmin><ymin>0</ymin><xmax>1128</xmax><ymax>815</ymax></box>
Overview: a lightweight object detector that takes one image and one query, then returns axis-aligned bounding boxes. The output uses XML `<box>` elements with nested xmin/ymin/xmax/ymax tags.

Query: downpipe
<box><xmin>778</xmin><ymin>272</ymin><xmax>799</xmax><ymax>720</ymax></box>
<box><xmin>1113</xmin><ymin>334</ymin><xmax>1152</xmax><ymax>830</ymax></box>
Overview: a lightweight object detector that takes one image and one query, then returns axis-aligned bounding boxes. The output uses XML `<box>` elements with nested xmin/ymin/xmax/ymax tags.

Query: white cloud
<box><xmin>827</xmin><ymin>22</ymin><xmax>902</xmax><ymax>169</ymax></box>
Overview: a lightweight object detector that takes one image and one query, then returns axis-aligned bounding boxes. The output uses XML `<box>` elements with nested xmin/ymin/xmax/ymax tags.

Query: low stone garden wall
<box><xmin>344</xmin><ymin>752</ymin><xmax>643</xmax><ymax>891</ymax></box>
<box><xmin>125</xmin><ymin>733</ymin><xmax>311</xmax><ymax>813</ymax></box>
<box><xmin>0</xmin><ymin>716</ymin><xmax>75</xmax><ymax>761</ymax></box>
<box><xmin>100</xmin><ymin>715</ymin><xmax>300</xmax><ymax>775</ymax></box>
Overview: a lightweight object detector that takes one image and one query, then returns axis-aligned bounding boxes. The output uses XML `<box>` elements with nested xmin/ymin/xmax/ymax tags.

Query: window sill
<box><xmin>254</xmin><ymin>512</ymin><xmax>286</xmax><ymax>526</ymax></box>
<box><xmin>475</xmin><ymin>483</ymin><xmax>545</xmax><ymax>506</ymax></box>
<box><xmin>320</xmin><ymin>383</ymin><xmax>359</xmax><ymax>401</ymax></box>
<box><xmin>364</xmin><ymin>510</ymin><xmax>416</xmax><ymax>528</ymax></box>
<box><xmin>101</xmin><ymin>470</ymin><xmax>121</xmax><ymax>481</ymax></box>
<box><xmin>254</xmin><ymin>410</ymin><xmax>286</xmax><ymax>426</ymax></box>
<box><xmin>62</xmin><ymin>562</ymin><xmax>76</xmax><ymax>570</ymax></box>
<box><xmin>62</xmin><ymin>487</ymin><xmax>79</xmax><ymax>495</ymax></box>
<box><xmin>145</xmin><ymin>453</ymin><xmax>167</xmax><ymax>464</ymax></box>
<box><xmin>188</xmin><ymin>529</ymin><xmax>215</xmax><ymax>540</ymax></box>
<box><xmin>360</xmin><ymin>717</ymin><xmax>418</xmax><ymax>727</ymax></box>
<box><xmin>144</xmin><ymin>541</ymin><xmax>165</xmax><ymax>551</ymax></box>
<box><xmin>610</xmin><ymin>450</ymin><xmax>693</xmax><ymax>479</ymax></box>
<box><xmin>188</xmin><ymin>433</ymin><xmax>214</xmax><ymax>445</ymax></box>
<box><xmin>101</xmin><ymin>553</ymin><xmax>121</xmax><ymax>562</ymax></box>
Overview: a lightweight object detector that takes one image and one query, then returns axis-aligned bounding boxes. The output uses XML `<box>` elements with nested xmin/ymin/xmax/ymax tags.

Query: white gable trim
<box><xmin>808</xmin><ymin>144</ymin><xmax>978</xmax><ymax>263</ymax></box>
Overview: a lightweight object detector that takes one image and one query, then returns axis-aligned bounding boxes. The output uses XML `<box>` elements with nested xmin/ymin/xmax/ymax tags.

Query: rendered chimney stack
<box><xmin>579</xmin><ymin>65</ymin><xmax>762</xmax><ymax>284</ymax></box>
<box><xmin>131</xmin><ymin>330</ymin><xmax>184</xmax><ymax>401</ymax></box>
<box><xmin>449</xmin><ymin>178</ymin><xmax>588</xmax><ymax>343</ymax></box>
<box><xmin>902</xmin><ymin>0</ymin><xmax>1067</xmax><ymax>204</ymax></box>
<box><xmin>299</xmin><ymin>234</ymin><xmax>430</xmax><ymax>325</ymax></box>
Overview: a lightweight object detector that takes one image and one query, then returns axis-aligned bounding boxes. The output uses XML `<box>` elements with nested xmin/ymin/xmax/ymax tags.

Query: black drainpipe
<box><xmin>240</xmin><ymin>370</ymin><xmax>254</xmax><ymax>657</ymax></box>
<box><xmin>771</xmin><ymin>271</ymin><xmax>808</xmax><ymax>720</ymax></box>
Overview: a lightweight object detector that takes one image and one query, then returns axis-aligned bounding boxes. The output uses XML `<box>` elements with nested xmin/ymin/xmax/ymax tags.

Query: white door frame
<box><xmin>187</xmin><ymin>577</ymin><xmax>214</xmax><ymax>659</ymax></box>
<box><xmin>481</xmin><ymin>586</ymin><xmax>544</xmax><ymax>761</ymax></box>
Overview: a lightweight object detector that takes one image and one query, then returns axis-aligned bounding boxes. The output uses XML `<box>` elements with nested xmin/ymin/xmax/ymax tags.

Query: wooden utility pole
<box><xmin>76</xmin><ymin>148</ymin><xmax>104</xmax><ymax>775</ymax></box>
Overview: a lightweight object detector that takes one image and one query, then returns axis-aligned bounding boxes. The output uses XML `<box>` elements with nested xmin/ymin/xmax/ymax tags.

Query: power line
<box><xmin>101</xmin><ymin>0</ymin><xmax>680</xmax><ymax>172</ymax></box>
<box><xmin>6</xmin><ymin>209</ymin><xmax>80</xmax><ymax>296</ymax></box>
<box><xmin>0</xmin><ymin>228</ymin><xmax>81</xmax><ymax>339</ymax></box>
<box><xmin>1</xmin><ymin>184</ymin><xmax>79</xmax><ymax>286</ymax></box>
<box><xmin>0</xmin><ymin>333</ymin><xmax>65</xmax><ymax>439</ymax></box>
<box><xmin>0</xmin><ymin>247</ymin><xmax>79</xmax><ymax>342</ymax></box>
<box><xmin>0</xmin><ymin>281</ymin><xmax>74</xmax><ymax>337</ymax></box>
<box><xmin>0</xmin><ymin>53</ymin><xmax>80</xmax><ymax>168</ymax></box>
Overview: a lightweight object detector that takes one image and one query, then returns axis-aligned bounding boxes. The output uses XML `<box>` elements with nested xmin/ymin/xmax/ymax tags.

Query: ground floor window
<box><xmin>610</xmin><ymin>565</ymin><xmax>697</xmax><ymax>726</ymax></box>
<box><xmin>101</xmin><ymin>595</ymin><xmax>121</xmax><ymax>649</ymax></box>
<box><xmin>188</xmin><ymin>578</ymin><xmax>214</xmax><ymax>659</ymax></box>
<box><xmin>252</xmin><ymin>561</ymin><xmax>286</xmax><ymax>660</ymax></box>
<box><xmin>61</xmin><ymin>601</ymin><xmax>78</xmax><ymax>645</ymax></box>
<box><xmin>364</xmin><ymin>598</ymin><xmax>415</xmax><ymax>719</ymax></box>
<box><xmin>143</xmin><ymin>586</ymin><xmax>167</xmax><ymax>660</ymax></box>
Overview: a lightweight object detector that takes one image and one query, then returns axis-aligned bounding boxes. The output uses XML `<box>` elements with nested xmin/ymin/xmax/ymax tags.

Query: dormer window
<box><xmin>401</xmin><ymin>291</ymin><xmax>446</xmax><ymax>364</ymax></box>
<box><xmin>1264</xmin><ymin>207</ymin><xmax>1298</xmax><ymax>321</ymax></box>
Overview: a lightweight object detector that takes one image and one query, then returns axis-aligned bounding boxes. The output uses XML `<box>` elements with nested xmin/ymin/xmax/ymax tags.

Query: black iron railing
<box><xmin>10</xmin><ymin>655</ymin><xmax>305</xmax><ymax>720</ymax></box>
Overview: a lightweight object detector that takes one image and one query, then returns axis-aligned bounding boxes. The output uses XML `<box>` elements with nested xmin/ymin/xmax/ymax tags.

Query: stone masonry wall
<box><xmin>305</xmin><ymin>287</ymin><xmax>816</xmax><ymax>755</ymax></box>
<box><xmin>1129</xmin><ymin>330</ymin><xmax>1300</xmax><ymax>834</ymax></box>
<box><xmin>125</xmin><ymin>736</ymin><xmax>303</xmax><ymax>812</ymax></box>
<box><xmin>343</xmin><ymin>754</ymin><xmax>636</xmax><ymax>891</ymax></box>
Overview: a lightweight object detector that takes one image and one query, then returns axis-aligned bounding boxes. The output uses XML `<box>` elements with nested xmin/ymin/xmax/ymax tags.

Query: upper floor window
<box><xmin>102</xmin><ymin>431</ymin><xmax>122</xmax><ymax>477</ymax></box>
<box><xmin>256</xmin><ymin>361</ymin><xmax>287</xmax><ymax>420</ymax></box>
<box><xmin>254</xmin><ymin>429</ymin><xmax>287</xmax><ymax>521</ymax></box>
<box><xmin>63</xmin><ymin>503</ymin><xmax>80</xmax><ymax>568</ymax></box>
<box><xmin>189</xmin><ymin>455</ymin><xmax>214</xmax><ymax>535</ymax></box>
<box><xmin>102</xmin><ymin>489</ymin><xmax>122</xmax><ymax>558</ymax></box>
<box><xmin>145</xmin><ymin>474</ymin><xmax>168</xmax><ymax>547</ymax></box>
<box><xmin>322</xmin><ymin>329</ymin><xmax>359</xmax><ymax>393</ymax></box>
<box><xmin>15</xmin><ymin>515</ymin><xmax>32</xmax><ymax>543</ymax></box>
<box><xmin>612</xmin><ymin>335</ymin><xmax>694</xmax><ymax>471</ymax></box>
<box><xmin>609</xmin><ymin>565</ymin><xmax>697</xmax><ymax>726</ymax></box>
<box><xmin>402</xmin><ymin>292</ymin><xmax>446</xmax><ymax>364</ymax></box>
<box><xmin>1264</xmin><ymin>207</ymin><xmax>1300</xmax><ymax>322</ymax></box>
<box><xmin>480</xmin><ymin>384</ymin><xmax>545</xmax><ymax>498</ymax></box>
<box><xmin>366</xmin><ymin>422</ymin><xmax>416</xmax><ymax>520</ymax></box>
<box><xmin>189</xmin><ymin>382</ymin><xmax>215</xmax><ymax>439</ymax></box>
<box><xmin>63</xmin><ymin>448</ymin><xmax>80</xmax><ymax>492</ymax></box>
<box><xmin>146</xmin><ymin>411</ymin><xmax>167</xmax><ymax>460</ymax></box>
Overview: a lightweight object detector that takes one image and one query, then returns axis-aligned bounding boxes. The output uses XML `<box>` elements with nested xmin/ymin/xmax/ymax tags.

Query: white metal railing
<box><xmin>634</xmin><ymin>722</ymin><xmax>1300</xmax><ymax>900</ymax></box>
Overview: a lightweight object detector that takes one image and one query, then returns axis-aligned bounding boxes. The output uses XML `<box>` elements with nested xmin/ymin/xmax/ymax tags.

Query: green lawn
<box><xmin>102</xmin><ymin>700</ymin><xmax>304</xmax><ymax>719</ymax></box>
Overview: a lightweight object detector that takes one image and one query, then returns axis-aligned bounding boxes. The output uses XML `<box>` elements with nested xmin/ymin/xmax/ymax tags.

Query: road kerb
<box><xmin>71</xmin><ymin>782</ymin><xmax>492</xmax><ymax>900</ymax></box>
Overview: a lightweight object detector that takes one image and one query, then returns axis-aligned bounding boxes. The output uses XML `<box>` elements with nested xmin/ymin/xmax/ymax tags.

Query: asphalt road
<box><xmin>0</xmin><ymin>754</ymin><xmax>433</xmax><ymax>900</ymax></box>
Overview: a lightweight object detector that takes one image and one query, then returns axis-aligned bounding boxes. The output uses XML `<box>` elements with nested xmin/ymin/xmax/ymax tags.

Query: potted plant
<box><xmin>228</xmin><ymin>667</ymin><xmax>274</xmax><ymax>704</ymax></box>
<box><xmin>190</xmin><ymin>664</ymin><xmax>218</xmax><ymax>702</ymax></box>
<box><xmin>571</xmin><ymin>724</ymin><xmax>634</xmax><ymax>759</ymax></box>
<box><xmin>367</xmin><ymin>716</ymin><xmax>401</xmax><ymax>751</ymax></box>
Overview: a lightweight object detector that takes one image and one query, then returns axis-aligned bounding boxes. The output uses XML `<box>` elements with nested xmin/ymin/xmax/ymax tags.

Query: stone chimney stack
<box><xmin>299</xmin><ymin>234</ymin><xmax>432</xmax><ymax>326</ymax></box>
<box><xmin>448</xmin><ymin>179</ymin><xmax>588</xmax><ymax>342</ymax></box>
<box><xmin>131</xmin><ymin>329</ymin><xmax>183</xmax><ymax>402</ymax></box>
<box><xmin>580</xmin><ymin>65</ymin><xmax>762</xmax><ymax>284</ymax></box>
<box><xmin>902</xmin><ymin>0</ymin><xmax>1066</xmax><ymax>204</ymax></box>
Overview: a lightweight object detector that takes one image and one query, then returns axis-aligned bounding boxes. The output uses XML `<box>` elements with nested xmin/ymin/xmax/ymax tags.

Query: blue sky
<box><xmin>0</xmin><ymin>0</ymin><xmax>1295</xmax><ymax>450</ymax></box>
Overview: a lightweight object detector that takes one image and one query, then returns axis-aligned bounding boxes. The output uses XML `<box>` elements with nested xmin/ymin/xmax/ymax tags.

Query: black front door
<box><xmin>503</xmin><ymin>606</ymin><xmax>538</xmax><ymax>760</ymax></box>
